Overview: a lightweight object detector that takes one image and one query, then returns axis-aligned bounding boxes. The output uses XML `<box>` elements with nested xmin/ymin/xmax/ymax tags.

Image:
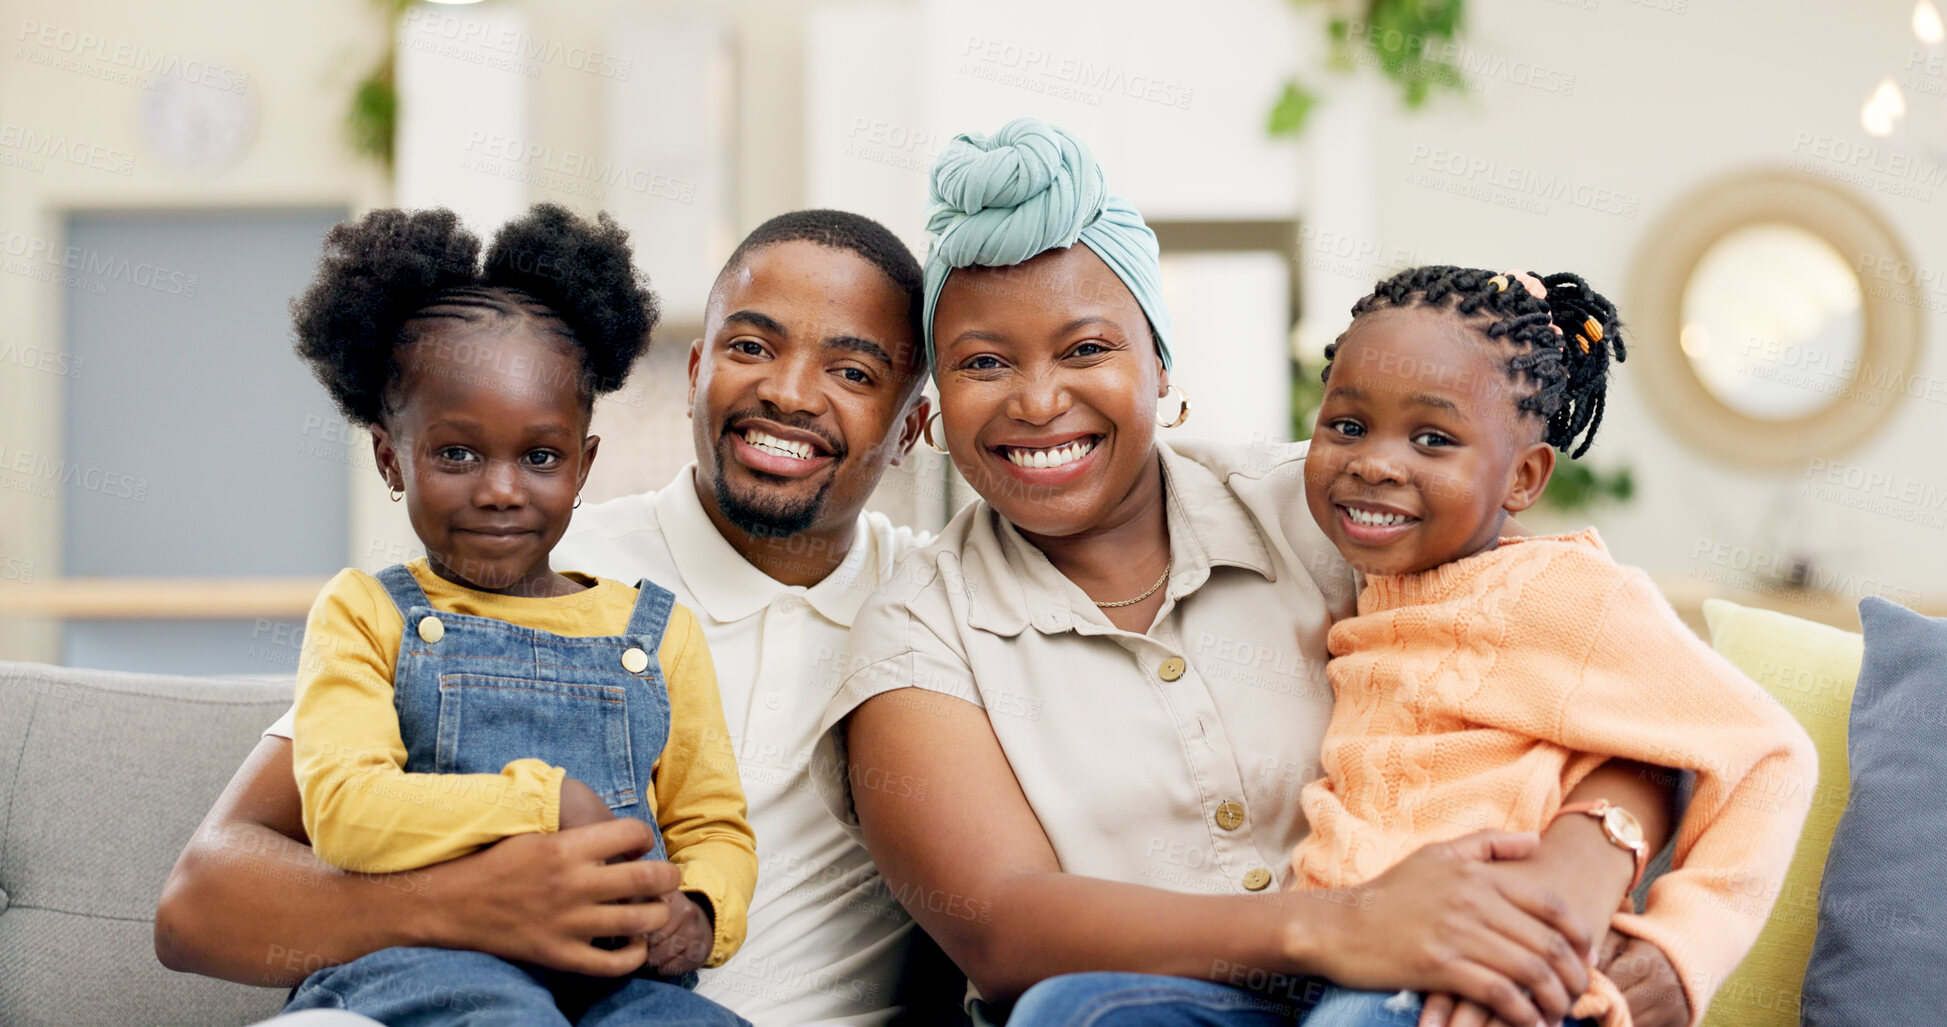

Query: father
<box><xmin>156</xmin><ymin>209</ymin><xmax>938</xmax><ymax>1025</ymax></box>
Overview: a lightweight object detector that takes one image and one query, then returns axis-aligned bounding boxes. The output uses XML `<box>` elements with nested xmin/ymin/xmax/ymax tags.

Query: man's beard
<box><xmin>710</xmin><ymin>405</ymin><xmax>844</xmax><ymax>538</ymax></box>
<box><xmin>711</xmin><ymin>457</ymin><xmax>836</xmax><ymax>538</ymax></box>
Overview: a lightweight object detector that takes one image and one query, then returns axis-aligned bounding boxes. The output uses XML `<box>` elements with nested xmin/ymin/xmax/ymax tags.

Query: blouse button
<box><xmin>621</xmin><ymin>647</ymin><xmax>649</xmax><ymax>674</ymax></box>
<box><xmin>1158</xmin><ymin>657</ymin><xmax>1186</xmax><ymax>682</ymax></box>
<box><xmin>1215</xmin><ymin>800</ymin><xmax>1246</xmax><ymax>831</ymax></box>
<box><xmin>1242</xmin><ymin>867</ymin><xmax>1274</xmax><ymax>891</ymax></box>
<box><xmin>416</xmin><ymin>616</ymin><xmax>444</xmax><ymax>644</ymax></box>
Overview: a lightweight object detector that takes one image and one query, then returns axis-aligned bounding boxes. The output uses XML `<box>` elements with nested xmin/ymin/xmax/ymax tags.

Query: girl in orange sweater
<box><xmin>1292</xmin><ymin>266</ymin><xmax>1816</xmax><ymax>1027</ymax></box>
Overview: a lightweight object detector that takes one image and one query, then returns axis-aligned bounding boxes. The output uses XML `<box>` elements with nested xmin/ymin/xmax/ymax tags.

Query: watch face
<box><xmin>1604</xmin><ymin>805</ymin><xmax>1646</xmax><ymax>847</ymax></box>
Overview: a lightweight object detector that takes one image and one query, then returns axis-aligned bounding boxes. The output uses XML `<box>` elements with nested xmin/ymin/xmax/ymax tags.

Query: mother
<box><xmin>819</xmin><ymin>119</ymin><xmax>1686</xmax><ymax>1027</ymax></box>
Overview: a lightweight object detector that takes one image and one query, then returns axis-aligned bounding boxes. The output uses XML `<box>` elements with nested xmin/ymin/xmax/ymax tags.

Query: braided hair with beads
<box><xmin>1320</xmin><ymin>265</ymin><xmax>1625</xmax><ymax>459</ymax></box>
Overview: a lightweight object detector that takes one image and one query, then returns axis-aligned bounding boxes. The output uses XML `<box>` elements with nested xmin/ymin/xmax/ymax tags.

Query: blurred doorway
<box><xmin>59</xmin><ymin>208</ymin><xmax>348</xmax><ymax>674</ymax></box>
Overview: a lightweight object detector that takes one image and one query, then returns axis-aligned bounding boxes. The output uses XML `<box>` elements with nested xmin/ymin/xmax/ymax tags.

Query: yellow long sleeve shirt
<box><xmin>291</xmin><ymin>559</ymin><xmax>757</xmax><ymax>967</ymax></box>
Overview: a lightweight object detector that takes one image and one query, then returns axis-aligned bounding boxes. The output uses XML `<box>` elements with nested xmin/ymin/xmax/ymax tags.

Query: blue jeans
<box><xmin>1304</xmin><ymin>986</ymin><xmax>1597</xmax><ymax>1027</ymax></box>
<box><xmin>1006</xmin><ymin>972</ymin><xmax>1315</xmax><ymax>1025</ymax></box>
<box><xmin>1005</xmin><ymin>974</ymin><xmax>1598</xmax><ymax>1027</ymax></box>
<box><xmin>284</xmin><ymin>947</ymin><xmax>746</xmax><ymax>1026</ymax></box>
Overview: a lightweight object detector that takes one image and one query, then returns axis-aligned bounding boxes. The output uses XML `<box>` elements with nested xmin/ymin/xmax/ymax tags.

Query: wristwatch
<box><xmin>1551</xmin><ymin>799</ymin><xmax>1649</xmax><ymax>891</ymax></box>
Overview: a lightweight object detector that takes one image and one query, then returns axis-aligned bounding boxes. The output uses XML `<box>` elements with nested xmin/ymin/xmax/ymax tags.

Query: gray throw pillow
<box><xmin>1801</xmin><ymin>597</ymin><xmax>1947</xmax><ymax>1025</ymax></box>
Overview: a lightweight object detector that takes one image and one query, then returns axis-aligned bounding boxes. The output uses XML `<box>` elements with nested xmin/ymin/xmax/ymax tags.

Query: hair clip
<box><xmin>1576</xmin><ymin>334</ymin><xmax>1592</xmax><ymax>354</ymax></box>
<box><xmin>1488</xmin><ymin>275</ymin><xmax>1510</xmax><ymax>293</ymax></box>
<box><xmin>1582</xmin><ymin>317</ymin><xmax>1603</xmax><ymax>343</ymax></box>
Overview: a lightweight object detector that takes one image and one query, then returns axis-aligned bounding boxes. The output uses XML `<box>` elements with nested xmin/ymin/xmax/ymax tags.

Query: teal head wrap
<box><xmin>920</xmin><ymin>117</ymin><xmax>1172</xmax><ymax>373</ymax></box>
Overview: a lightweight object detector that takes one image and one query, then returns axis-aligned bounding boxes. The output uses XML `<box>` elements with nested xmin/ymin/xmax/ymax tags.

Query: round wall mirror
<box><xmin>1632</xmin><ymin>174</ymin><xmax>1921</xmax><ymax>466</ymax></box>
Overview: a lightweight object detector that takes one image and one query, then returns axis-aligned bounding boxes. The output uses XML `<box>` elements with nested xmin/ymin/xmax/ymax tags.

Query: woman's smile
<box><xmin>986</xmin><ymin>433</ymin><xmax>1104</xmax><ymax>489</ymax></box>
<box><xmin>933</xmin><ymin>245</ymin><xmax>1167</xmax><ymax>540</ymax></box>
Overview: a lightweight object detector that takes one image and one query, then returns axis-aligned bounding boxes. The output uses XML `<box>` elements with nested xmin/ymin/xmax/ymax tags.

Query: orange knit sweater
<box><xmin>1288</xmin><ymin>530</ymin><xmax>1816</xmax><ymax>1027</ymax></box>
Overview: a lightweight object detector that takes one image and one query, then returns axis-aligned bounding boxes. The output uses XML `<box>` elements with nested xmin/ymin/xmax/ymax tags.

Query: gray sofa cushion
<box><xmin>1801</xmin><ymin>598</ymin><xmax>1947</xmax><ymax>1025</ymax></box>
<box><xmin>0</xmin><ymin>660</ymin><xmax>294</xmax><ymax>1026</ymax></box>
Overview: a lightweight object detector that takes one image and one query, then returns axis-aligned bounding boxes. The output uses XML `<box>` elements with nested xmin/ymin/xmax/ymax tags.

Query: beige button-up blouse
<box><xmin>819</xmin><ymin>439</ymin><xmax>1359</xmax><ymax>895</ymax></box>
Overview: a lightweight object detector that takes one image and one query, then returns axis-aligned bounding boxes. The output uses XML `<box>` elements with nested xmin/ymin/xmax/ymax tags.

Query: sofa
<box><xmin>0</xmin><ymin>661</ymin><xmax>293</xmax><ymax>1026</ymax></box>
<box><xmin>0</xmin><ymin>597</ymin><xmax>1897</xmax><ymax>1025</ymax></box>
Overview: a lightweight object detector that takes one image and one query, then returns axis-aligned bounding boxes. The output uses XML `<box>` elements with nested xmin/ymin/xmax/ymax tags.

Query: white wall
<box><xmin>1306</xmin><ymin>0</ymin><xmax>1947</xmax><ymax>617</ymax></box>
<box><xmin>9</xmin><ymin>0</ymin><xmax>1938</xmax><ymax>665</ymax></box>
<box><xmin>1</xmin><ymin>0</ymin><xmax>388</xmax><ymax>661</ymax></box>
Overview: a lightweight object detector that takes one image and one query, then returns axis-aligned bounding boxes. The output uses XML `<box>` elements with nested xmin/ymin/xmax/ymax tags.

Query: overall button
<box><xmin>621</xmin><ymin>647</ymin><xmax>649</xmax><ymax>673</ymax></box>
<box><xmin>1158</xmin><ymin>657</ymin><xmax>1186</xmax><ymax>682</ymax></box>
<box><xmin>1215</xmin><ymin>800</ymin><xmax>1246</xmax><ymax>831</ymax></box>
<box><xmin>417</xmin><ymin>616</ymin><xmax>444</xmax><ymax>644</ymax></box>
<box><xmin>1242</xmin><ymin>867</ymin><xmax>1274</xmax><ymax>891</ymax></box>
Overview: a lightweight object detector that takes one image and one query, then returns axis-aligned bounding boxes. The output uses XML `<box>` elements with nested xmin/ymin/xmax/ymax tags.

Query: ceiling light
<box><xmin>1917</xmin><ymin>0</ymin><xmax>1944</xmax><ymax>44</ymax></box>
<box><xmin>1874</xmin><ymin>77</ymin><xmax>1908</xmax><ymax>119</ymax></box>
<box><xmin>1862</xmin><ymin>99</ymin><xmax>1895</xmax><ymax>136</ymax></box>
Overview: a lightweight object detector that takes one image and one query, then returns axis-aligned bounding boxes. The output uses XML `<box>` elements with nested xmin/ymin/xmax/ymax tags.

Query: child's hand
<box><xmin>642</xmin><ymin>890</ymin><xmax>715</xmax><ymax>976</ymax></box>
<box><xmin>1421</xmin><ymin>929</ymin><xmax>1687</xmax><ymax>1027</ymax></box>
<box><xmin>1425</xmin><ymin>997</ymin><xmax>1542</xmax><ymax>1027</ymax></box>
<box><xmin>1598</xmin><ymin>930</ymin><xmax>1689</xmax><ymax>1027</ymax></box>
<box><xmin>557</xmin><ymin>777</ymin><xmax>616</xmax><ymax>831</ymax></box>
<box><xmin>1416</xmin><ymin>993</ymin><xmax>1525</xmax><ymax>1027</ymax></box>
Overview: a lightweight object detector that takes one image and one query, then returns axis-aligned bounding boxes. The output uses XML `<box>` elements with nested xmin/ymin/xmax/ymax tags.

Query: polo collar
<box><xmin>959</xmin><ymin>441</ymin><xmax>1279</xmax><ymax>638</ymax></box>
<box><xmin>653</xmin><ymin>465</ymin><xmax>880</xmax><ymax>627</ymax></box>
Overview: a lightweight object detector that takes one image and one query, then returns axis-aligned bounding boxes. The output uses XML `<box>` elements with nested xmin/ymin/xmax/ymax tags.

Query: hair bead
<box><xmin>1320</xmin><ymin>265</ymin><xmax>1624</xmax><ymax>459</ymax></box>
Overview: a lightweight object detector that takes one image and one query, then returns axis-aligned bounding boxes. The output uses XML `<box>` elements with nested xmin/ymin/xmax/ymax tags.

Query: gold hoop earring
<box><xmin>388</xmin><ymin>486</ymin><xmax>403</xmax><ymax>503</ymax></box>
<box><xmin>1156</xmin><ymin>384</ymin><xmax>1190</xmax><ymax>429</ymax></box>
<box><xmin>922</xmin><ymin>412</ymin><xmax>949</xmax><ymax>454</ymax></box>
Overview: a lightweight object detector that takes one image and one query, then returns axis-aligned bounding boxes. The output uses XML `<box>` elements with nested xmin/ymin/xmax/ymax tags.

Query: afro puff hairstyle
<box><xmin>1320</xmin><ymin>265</ymin><xmax>1626</xmax><ymax>459</ymax></box>
<box><xmin>292</xmin><ymin>203</ymin><xmax>658</xmax><ymax>428</ymax></box>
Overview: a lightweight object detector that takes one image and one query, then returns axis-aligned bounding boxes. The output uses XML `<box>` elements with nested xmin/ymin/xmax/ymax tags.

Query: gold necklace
<box><xmin>1094</xmin><ymin>565</ymin><xmax>1171</xmax><ymax>608</ymax></box>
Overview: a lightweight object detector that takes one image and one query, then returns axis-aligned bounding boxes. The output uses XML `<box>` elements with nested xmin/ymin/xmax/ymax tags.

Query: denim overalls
<box><xmin>381</xmin><ymin>563</ymin><xmax>677</xmax><ymax>853</ymax></box>
<box><xmin>284</xmin><ymin>565</ymin><xmax>748</xmax><ymax>1027</ymax></box>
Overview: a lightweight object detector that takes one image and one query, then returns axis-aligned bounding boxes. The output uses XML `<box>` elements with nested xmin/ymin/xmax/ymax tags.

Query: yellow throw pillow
<box><xmin>1696</xmin><ymin>598</ymin><xmax>1861</xmax><ymax>1027</ymax></box>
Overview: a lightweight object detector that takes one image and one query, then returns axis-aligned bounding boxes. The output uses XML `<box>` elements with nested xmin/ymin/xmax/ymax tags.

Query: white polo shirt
<box><xmin>271</xmin><ymin>466</ymin><xmax>928</xmax><ymax>1026</ymax></box>
<box><xmin>555</xmin><ymin>467</ymin><xmax>928</xmax><ymax>1025</ymax></box>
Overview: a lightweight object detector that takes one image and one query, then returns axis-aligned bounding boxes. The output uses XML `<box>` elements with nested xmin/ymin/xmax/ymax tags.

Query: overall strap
<box><xmin>374</xmin><ymin>563</ymin><xmax>434</xmax><ymax>617</ymax></box>
<box><xmin>625</xmin><ymin>578</ymin><xmax>676</xmax><ymax>641</ymax></box>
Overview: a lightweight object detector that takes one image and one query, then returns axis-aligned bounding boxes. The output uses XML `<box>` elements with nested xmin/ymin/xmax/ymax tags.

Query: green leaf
<box><xmin>1268</xmin><ymin>80</ymin><xmax>1319</xmax><ymax>136</ymax></box>
<box><xmin>1539</xmin><ymin>461</ymin><xmax>1637</xmax><ymax>513</ymax></box>
<box><xmin>1266</xmin><ymin>0</ymin><xmax>1474</xmax><ymax>137</ymax></box>
<box><xmin>340</xmin><ymin>0</ymin><xmax>414</xmax><ymax>170</ymax></box>
<box><xmin>345</xmin><ymin>59</ymin><xmax>396</xmax><ymax>168</ymax></box>
<box><xmin>1291</xmin><ymin>362</ymin><xmax>1324</xmax><ymax>441</ymax></box>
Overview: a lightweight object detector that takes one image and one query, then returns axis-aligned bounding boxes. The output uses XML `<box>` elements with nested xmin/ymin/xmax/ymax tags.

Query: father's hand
<box><xmin>427</xmin><ymin>818</ymin><xmax>681</xmax><ymax>976</ymax></box>
<box><xmin>1308</xmin><ymin>830</ymin><xmax>1593</xmax><ymax>1027</ymax></box>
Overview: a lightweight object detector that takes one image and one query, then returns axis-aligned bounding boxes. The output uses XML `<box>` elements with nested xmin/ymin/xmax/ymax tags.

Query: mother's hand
<box><xmin>842</xmin><ymin>688</ymin><xmax>1594</xmax><ymax>1022</ymax></box>
<box><xmin>1300</xmin><ymin>831</ymin><xmax>1594</xmax><ymax>1027</ymax></box>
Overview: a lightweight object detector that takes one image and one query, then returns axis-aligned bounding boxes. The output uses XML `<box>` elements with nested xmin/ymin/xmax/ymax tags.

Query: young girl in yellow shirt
<box><xmin>279</xmin><ymin>204</ymin><xmax>755</xmax><ymax>1026</ymax></box>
